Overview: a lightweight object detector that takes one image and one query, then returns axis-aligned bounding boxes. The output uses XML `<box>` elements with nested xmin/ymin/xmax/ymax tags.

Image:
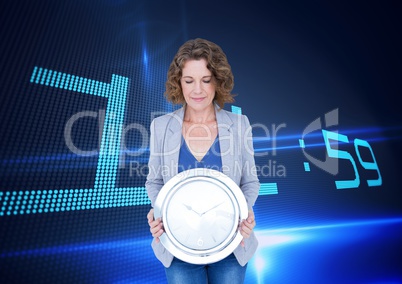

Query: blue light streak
<box><xmin>2</xmin><ymin>217</ymin><xmax>399</xmax><ymax>258</ymax></box>
<box><xmin>2</xmin><ymin>217</ymin><xmax>401</xmax><ymax>283</ymax></box>
<box><xmin>248</xmin><ymin>217</ymin><xmax>402</xmax><ymax>283</ymax></box>
<box><xmin>2</xmin><ymin>127</ymin><xmax>400</xmax><ymax>165</ymax></box>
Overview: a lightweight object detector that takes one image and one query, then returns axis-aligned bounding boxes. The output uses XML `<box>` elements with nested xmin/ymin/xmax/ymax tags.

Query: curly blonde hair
<box><xmin>165</xmin><ymin>38</ymin><xmax>235</xmax><ymax>109</ymax></box>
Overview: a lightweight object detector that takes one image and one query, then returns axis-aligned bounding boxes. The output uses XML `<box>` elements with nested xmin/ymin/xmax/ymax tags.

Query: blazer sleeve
<box><xmin>145</xmin><ymin>118</ymin><xmax>165</xmax><ymax>208</ymax></box>
<box><xmin>240</xmin><ymin>115</ymin><xmax>260</xmax><ymax>210</ymax></box>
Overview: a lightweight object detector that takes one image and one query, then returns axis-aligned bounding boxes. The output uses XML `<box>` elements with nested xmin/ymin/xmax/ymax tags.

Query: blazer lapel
<box><xmin>162</xmin><ymin>107</ymin><xmax>184</xmax><ymax>182</ymax></box>
<box><xmin>216</xmin><ymin>105</ymin><xmax>236</xmax><ymax>179</ymax></box>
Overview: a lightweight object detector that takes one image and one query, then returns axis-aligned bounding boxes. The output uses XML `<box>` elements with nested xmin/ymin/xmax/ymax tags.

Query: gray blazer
<box><xmin>146</xmin><ymin>104</ymin><xmax>260</xmax><ymax>267</ymax></box>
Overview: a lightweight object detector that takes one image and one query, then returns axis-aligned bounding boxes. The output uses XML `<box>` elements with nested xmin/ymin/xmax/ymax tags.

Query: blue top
<box><xmin>178</xmin><ymin>135</ymin><xmax>222</xmax><ymax>173</ymax></box>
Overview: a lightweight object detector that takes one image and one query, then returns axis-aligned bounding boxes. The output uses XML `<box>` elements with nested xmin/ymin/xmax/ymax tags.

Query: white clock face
<box><xmin>165</xmin><ymin>179</ymin><xmax>236</xmax><ymax>251</ymax></box>
<box><xmin>154</xmin><ymin>168</ymin><xmax>248</xmax><ymax>265</ymax></box>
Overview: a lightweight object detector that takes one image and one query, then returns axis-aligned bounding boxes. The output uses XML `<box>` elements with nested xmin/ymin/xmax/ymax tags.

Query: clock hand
<box><xmin>200</xmin><ymin>201</ymin><xmax>225</xmax><ymax>216</ymax></box>
<box><xmin>183</xmin><ymin>203</ymin><xmax>202</xmax><ymax>217</ymax></box>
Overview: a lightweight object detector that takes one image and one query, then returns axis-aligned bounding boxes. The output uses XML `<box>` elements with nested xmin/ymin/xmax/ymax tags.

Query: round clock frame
<box><xmin>154</xmin><ymin>168</ymin><xmax>248</xmax><ymax>264</ymax></box>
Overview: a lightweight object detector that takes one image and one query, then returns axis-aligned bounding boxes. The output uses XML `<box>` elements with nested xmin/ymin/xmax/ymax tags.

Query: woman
<box><xmin>146</xmin><ymin>38</ymin><xmax>260</xmax><ymax>283</ymax></box>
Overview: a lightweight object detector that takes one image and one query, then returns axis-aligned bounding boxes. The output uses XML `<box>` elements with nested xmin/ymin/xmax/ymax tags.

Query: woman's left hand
<box><xmin>240</xmin><ymin>209</ymin><xmax>256</xmax><ymax>247</ymax></box>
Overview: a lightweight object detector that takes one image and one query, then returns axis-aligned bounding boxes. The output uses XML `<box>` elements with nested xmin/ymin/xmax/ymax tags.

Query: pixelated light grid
<box><xmin>0</xmin><ymin>67</ymin><xmax>149</xmax><ymax>216</ymax></box>
<box><xmin>0</xmin><ymin>69</ymin><xmax>277</xmax><ymax>216</ymax></box>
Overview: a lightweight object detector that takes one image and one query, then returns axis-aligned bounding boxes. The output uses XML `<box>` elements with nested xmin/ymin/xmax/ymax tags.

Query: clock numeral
<box><xmin>197</xmin><ymin>238</ymin><xmax>204</xmax><ymax>247</ymax></box>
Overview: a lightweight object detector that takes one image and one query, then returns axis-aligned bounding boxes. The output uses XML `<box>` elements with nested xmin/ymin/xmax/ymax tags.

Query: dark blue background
<box><xmin>1</xmin><ymin>0</ymin><xmax>401</xmax><ymax>283</ymax></box>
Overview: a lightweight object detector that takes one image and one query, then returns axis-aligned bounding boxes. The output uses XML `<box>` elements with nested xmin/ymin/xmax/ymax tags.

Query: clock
<box><xmin>154</xmin><ymin>168</ymin><xmax>248</xmax><ymax>264</ymax></box>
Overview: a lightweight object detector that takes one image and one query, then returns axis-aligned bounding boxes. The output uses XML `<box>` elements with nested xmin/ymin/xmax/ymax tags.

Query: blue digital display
<box><xmin>1</xmin><ymin>0</ymin><xmax>401</xmax><ymax>283</ymax></box>
<box><xmin>321</xmin><ymin>129</ymin><xmax>382</xmax><ymax>189</ymax></box>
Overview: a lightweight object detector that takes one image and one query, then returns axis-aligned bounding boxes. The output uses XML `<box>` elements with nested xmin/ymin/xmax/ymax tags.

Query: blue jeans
<box><xmin>164</xmin><ymin>253</ymin><xmax>247</xmax><ymax>284</ymax></box>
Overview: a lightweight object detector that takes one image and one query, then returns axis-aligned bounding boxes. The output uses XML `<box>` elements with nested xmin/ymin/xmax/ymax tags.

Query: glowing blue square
<box><xmin>299</xmin><ymin>139</ymin><xmax>305</xmax><ymax>148</ymax></box>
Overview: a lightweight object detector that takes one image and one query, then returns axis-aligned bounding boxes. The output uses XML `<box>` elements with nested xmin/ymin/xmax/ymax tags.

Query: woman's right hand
<box><xmin>147</xmin><ymin>208</ymin><xmax>164</xmax><ymax>243</ymax></box>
